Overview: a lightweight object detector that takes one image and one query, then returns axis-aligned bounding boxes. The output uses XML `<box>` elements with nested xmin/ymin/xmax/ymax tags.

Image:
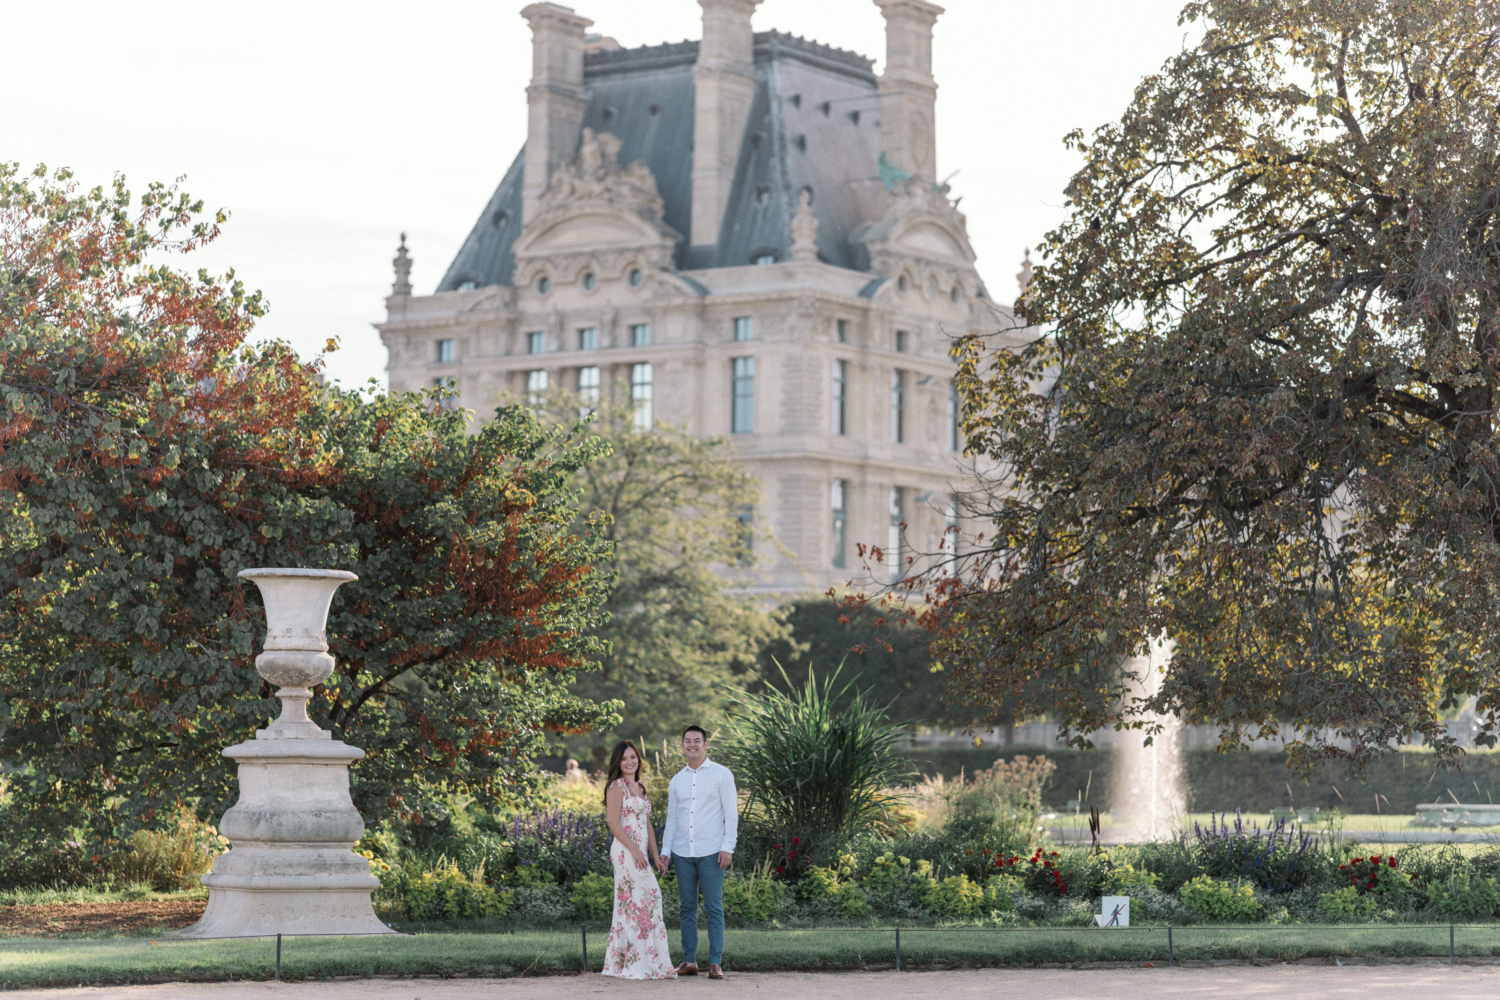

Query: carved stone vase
<box><xmin>173</xmin><ymin>568</ymin><xmax>395</xmax><ymax>938</ymax></box>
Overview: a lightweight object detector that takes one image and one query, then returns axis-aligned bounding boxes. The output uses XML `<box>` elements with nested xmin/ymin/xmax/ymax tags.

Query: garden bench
<box><xmin>1413</xmin><ymin>803</ymin><xmax>1500</xmax><ymax>828</ymax></box>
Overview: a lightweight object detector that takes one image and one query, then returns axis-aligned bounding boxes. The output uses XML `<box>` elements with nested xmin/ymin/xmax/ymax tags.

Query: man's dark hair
<box><xmin>681</xmin><ymin>724</ymin><xmax>708</xmax><ymax>742</ymax></box>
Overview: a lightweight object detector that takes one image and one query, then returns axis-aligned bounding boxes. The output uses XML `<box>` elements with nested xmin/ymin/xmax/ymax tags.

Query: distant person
<box><xmin>657</xmin><ymin>724</ymin><xmax>737</xmax><ymax>980</ymax></box>
<box><xmin>600</xmin><ymin>741</ymin><xmax>676</xmax><ymax>980</ymax></box>
<box><xmin>562</xmin><ymin>758</ymin><xmax>586</xmax><ymax>783</ymax></box>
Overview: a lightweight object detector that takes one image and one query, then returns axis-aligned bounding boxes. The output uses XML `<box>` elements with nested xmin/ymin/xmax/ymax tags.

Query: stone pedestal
<box><xmin>173</xmin><ymin>568</ymin><xmax>395</xmax><ymax>938</ymax></box>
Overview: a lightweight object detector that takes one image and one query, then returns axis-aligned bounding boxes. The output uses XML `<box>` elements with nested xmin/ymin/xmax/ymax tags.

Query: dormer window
<box><xmin>457</xmin><ymin>279</ymin><xmax>478</xmax><ymax>291</ymax></box>
<box><xmin>754</xmin><ymin>185</ymin><xmax>771</xmax><ymax>206</ymax></box>
<box><xmin>752</xmin><ymin>251</ymin><xmax>778</xmax><ymax>266</ymax></box>
<box><xmin>537</xmin><ymin>275</ymin><xmax>552</xmax><ymax>294</ymax></box>
<box><xmin>896</xmin><ymin>330</ymin><xmax>909</xmax><ymax>353</ymax></box>
<box><xmin>582</xmin><ymin>272</ymin><xmax>597</xmax><ymax>291</ymax></box>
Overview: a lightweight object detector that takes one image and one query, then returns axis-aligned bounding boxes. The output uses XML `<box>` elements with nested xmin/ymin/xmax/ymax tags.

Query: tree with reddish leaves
<box><xmin>0</xmin><ymin>165</ymin><xmax>616</xmax><ymax>839</ymax></box>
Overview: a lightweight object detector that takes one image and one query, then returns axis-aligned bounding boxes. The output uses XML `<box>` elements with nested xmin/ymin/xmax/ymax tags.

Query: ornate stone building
<box><xmin>378</xmin><ymin>0</ymin><xmax>1011</xmax><ymax>595</ymax></box>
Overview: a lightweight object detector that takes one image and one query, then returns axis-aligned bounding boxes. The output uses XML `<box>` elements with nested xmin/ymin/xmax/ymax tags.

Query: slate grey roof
<box><xmin>437</xmin><ymin>31</ymin><xmax>883</xmax><ymax>292</ymax></box>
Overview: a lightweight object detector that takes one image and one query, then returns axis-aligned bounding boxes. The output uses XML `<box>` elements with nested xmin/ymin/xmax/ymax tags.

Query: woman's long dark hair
<box><xmin>603</xmin><ymin>740</ymin><xmax>646</xmax><ymax>808</ymax></box>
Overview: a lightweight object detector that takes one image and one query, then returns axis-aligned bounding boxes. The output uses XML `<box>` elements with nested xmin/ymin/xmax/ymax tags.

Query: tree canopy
<box><xmin>931</xmin><ymin>0</ymin><xmax>1500</xmax><ymax>771</ymax></box>
<box><xmin>0</xmin><ymin>165</ymin><xmax>616</xmax><ymax>836</ymax></box>
<box><xmin>525</xmin><ymin>392</ymin><xmax>787</xmax><ymax>761</ymax></box>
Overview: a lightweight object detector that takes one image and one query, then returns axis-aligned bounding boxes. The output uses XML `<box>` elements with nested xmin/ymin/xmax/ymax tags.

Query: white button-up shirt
<box><xmin>660</xmin><ymin>758</ymin><xmax>738</xmax><ymax>860</ymax></box>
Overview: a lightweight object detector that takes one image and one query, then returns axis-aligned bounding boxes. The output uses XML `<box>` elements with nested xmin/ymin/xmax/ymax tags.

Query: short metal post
<box><xmin>582</xmin><ymin>925</ymin><xmax>589</xmax><ymax>972</ymax></box>
<box><xmin>275</xmin><ymin>933</ymin><xmax>282</xmax><ymax>982</ymax></box>
<box><xmin>895</xmin><ymin>927</ymin><xmax>901</xmax><ymax>971</ymax></box>
<box><xmin>1167</xmin><ymin>926</ymin><xmax>1174</xmax><ymax>968</ymax></box>
<box><xmin>1450</xmin><ymin>923</ymin><xmax>1455</xmax><ymax>964</ymax></box>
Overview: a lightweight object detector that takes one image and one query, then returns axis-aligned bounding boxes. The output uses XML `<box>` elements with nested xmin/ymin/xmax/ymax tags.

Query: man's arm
<box><xmin>658</xmin><ymin>774</ymin><xmax>677</xmax><ymax>863</ymax></box>
<box><xmin>718</xmin><ymin>765</ymin><xmax>738</xmax><ymax>855</ymax></box>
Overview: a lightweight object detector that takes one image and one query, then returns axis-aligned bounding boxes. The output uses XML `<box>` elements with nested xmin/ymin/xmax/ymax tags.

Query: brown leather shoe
<box><xmin>675</xmin><ymin>962</ymin><xmax>699</xmax><ymax>976</ymax></box>
<box><xmin>708</xmin><ymin>964</ymin><xmax>724</xmax><ymax>980</ymax></box>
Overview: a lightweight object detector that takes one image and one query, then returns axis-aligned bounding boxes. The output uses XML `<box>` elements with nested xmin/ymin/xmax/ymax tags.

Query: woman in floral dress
<box><xmin>600</xmin><ymin>741</ymin><xmax>677</xmax><ymax>979</ymax></box>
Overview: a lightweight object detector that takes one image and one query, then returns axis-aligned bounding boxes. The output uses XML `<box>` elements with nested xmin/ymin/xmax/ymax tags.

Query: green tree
<box><xmin>525</xmin><ymin>392</ymin><xmax>788</xmax><ymax>762</ymax></box>
<box><xmin>0</xmin><ymin>165</ymin><xmax>617</xmax><ymax>837</ymax></box>
<box><xmin>932</xmin><ymin>0</ymin><xmax>1500</xmax><ymax>772</ymax></box>
<box><xmin>759</xmin><ymin>598</ymin><xmax>973</xmax><ymax>730</ymax></box>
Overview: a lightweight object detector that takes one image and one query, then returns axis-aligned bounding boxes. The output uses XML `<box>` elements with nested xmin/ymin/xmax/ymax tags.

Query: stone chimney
<box><xmin>875</xmin><ymin>0</ymin><xmax>943</xmax><ymax>182</ymax></box>
<box><xmin>691</xmin><ymin>0</ymin><xmax>763</xmax><ymax>250</ymax></box>
<box><xmin>521</xmin><ymin>3</ymin><xmax>593</xmax><ymax>225</ymax></box>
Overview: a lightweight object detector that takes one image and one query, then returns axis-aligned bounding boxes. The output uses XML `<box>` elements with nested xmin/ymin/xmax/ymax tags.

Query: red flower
<box><xmin>1059</xmin><ymin>886</ymin><xmax>1067</xmax><ymax>895</ymax></box>
<box><xmin>776</xmin><ymin>865</ymin><xmax>785</xmax><ymax>873</ymax></box>
<box><xmin>792</xmin><ymin>837</ymin><xmax>801</xmax><ymax>846</ymax></box>
<box><xmin>1390</xmin><ymin>859</ymin><xmax>1398</xmax><ymax>868</ymax></box>
<box><xmin>789</xmin><ymin>850</ymin><xmax>797</xmax><ymax>859</ymax></box>
<box><xmin>1339</xmin><ymin>864</ymin><xmax>1347</xmax><ymax>870</ymax></box>
<box><xmin>1353</xmin><ymin>857</ymin><xmax>1364</xmax><ymax>865</ymax></box>
<box><xmin>1368</xmin><ymin>879</ymin><xmax>1377</xmax><ymax>889</ymax></box>
<box><xmin>773</xmin><ymin>843</ymin><xmax>783</xmax><ymax>850</ymax></box>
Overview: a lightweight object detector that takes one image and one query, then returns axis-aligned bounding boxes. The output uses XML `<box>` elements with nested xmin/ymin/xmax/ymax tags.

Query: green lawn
<box><xmin>6</xmin><ymin>925</ymin><xmax>1500</xmax><ymax>988</ymax></box>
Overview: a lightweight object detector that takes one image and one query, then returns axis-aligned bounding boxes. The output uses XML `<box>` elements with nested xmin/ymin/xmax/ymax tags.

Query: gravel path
<box><xmin>12</xmin><ymin>966</ymin><xmax>1500</xmax><ymax>1000</ymax></box>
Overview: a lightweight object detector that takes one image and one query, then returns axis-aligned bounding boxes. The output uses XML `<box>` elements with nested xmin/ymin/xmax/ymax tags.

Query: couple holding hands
<box><xmin>599</xmin><ymin>725</ymin><xmax>737</xmax><ymax>981</ymax></box>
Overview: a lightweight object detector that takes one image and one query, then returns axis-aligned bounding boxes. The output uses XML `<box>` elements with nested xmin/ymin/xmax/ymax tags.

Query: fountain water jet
<box><xmin>1112</xmin><ymin>637</ymin><xmax>1186</xmax><ymax>841</ymax></box>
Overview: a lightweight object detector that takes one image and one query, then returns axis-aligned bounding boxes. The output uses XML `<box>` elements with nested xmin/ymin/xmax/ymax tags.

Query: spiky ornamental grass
<box><xmin>722</xmin><ymin>663</ymin><xmax>916</xmax><ymax>863</ymax></box>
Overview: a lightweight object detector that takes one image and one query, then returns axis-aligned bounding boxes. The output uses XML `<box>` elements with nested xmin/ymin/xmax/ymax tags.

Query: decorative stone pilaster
<box><xmin>172</xmin><ymin>568</ymin><xmax>395</xmax><ymax>939</ymax></box>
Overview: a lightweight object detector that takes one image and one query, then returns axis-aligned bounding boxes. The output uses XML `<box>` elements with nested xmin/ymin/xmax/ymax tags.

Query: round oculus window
<box><xmin>537</xmin><ymin>275</ymin><xmax>551</xmax><ymax>294</ymax></box>
<box><xmin>582</xmin><ymin>272</ymin><xmax>597</xmax><ymax>291</ymax></box>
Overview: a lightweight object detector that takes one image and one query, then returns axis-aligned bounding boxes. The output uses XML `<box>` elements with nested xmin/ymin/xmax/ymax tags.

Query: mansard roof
<box><xmin>437</xmin><ymin>30</ymin><xmax>884</xmax><ymax>292</ymax></box>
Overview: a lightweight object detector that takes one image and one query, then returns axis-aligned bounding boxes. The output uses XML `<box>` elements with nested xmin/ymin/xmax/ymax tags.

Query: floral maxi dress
<box><xmin>601</xmin><ymin>779</ymin><xmax>677</xmax><ymax>979</ymax></box>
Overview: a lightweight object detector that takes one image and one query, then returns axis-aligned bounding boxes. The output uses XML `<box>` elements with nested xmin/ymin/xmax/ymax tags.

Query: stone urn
<box><xmin>173</xmin><ymin>568</ymin><xmax>395</xmax><ymax>938</ymax></box>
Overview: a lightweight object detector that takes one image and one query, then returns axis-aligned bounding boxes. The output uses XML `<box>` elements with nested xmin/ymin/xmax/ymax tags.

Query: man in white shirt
<box><xmin>656</xmin><ymin>724</ymin><xmax>737</xmax><ymax>979</ymax></box>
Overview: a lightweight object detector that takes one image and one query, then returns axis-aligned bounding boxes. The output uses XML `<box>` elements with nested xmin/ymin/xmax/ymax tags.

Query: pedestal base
<box><xmin>173</xmin><ymin>882</ymin><xmax>395</xmax><ymax>938</ymax></box>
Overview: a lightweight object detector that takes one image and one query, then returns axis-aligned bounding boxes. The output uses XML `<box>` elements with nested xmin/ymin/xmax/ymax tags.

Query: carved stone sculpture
<box><xmin>172</xmin><ymin>568</ymin><xmax>394</xmax><ymax>938</ymax></box>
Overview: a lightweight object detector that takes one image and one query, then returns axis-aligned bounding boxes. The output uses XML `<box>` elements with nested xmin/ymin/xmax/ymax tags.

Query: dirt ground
<box><xmin>11</xmin><ymin>966</ymin><xmax>1500</xmax><ymax>1000</ymax></box>
<box><xmin>0</xmin><ymin>901</ymin><xmax>204</xmax><ymax>938</ymax></box>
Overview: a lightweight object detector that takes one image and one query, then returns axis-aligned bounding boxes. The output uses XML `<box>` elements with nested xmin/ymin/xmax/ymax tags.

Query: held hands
<box><xmin>655</xmin><ymin>854</ymin><xmax>670</xmax><ymax>875</ymax></box>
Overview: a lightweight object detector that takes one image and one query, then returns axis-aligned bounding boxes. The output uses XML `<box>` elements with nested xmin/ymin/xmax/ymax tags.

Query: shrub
<box><xmin>1100</xmin><ymin>862</ymin><xmax>1160</xmax><ymax>896</ymax></box>
<box><xmin>1427</xmin><ymin>874</ymin><xmax>1500</xmax><ymax>920</ymax></box>
<box><xmin>1179</xmin><ymin>875</ymin><xmax>1261</xmax><ymax>921</ymax></box>
<box><xmin>506</xmin><ymin>810</ymin><xmax>611</xmax><ymax>883</ymax></box>
<box><xmin>983</xmin><ymin>873</ymin><xmax>1026</xmax><ymax>913</ymax></box>
<box><xmin>570</xmin><ymin>872</ymin><xmax>614</xmax><ymax>921</ymax></box>
<box><xmin>1018</xmin><ymin>849</ymin><xmax>1073</xmax><ymax>898</ymax></box>
<box><xmin>921</xmin><ymin>874</ymin><xmax>984</xmax><ymax>918</ymax></box>
<box><xmin>1190</xmin><ymin>811</ymin><xmax>1317</xmax><ymax>893</ymax></box>
<box><xmin>403</xmin><ymin>861</ymin><xmax>512</xmax><ymax>920</ymax></box>
<box><xmin>1318</xmin><ymin>886</ymin><xmax>1378</xmax><ymax>920</ymax></box>
<box><xmin>938</xmin><ymin>756</ymin><xmax>1055</xmax><ymax>856</ymax></box>
<box><xmin>723</xmin><ymin>874</ymin><xmax>784</xmax><ymax>922</ymax></box>
<box><xmin>799</xmin><ymin>865</ymin><xmax>840</xmax><ymax>902</ymax></box>
<box><xmin>834</xmin><ymin>880</ymin><xmax>869</xmax><ymax>917</ymax></box>
<box><xmin>110</xmin><ymin>810</ymin><xmax>228</xmax><ymax>892</ymax></box>
<box><xmin>721</xmin><ymin>663</ymin><xmax>915</xmax><ymax>859</ymax></box>
<box><xmin>0</xmin><ymin>840</ymin><xmax>106</xmax><ymax>891</ymax></box>
<box><xmin>503</xmin><ymin>863</ymin><xmax>556</xmax><ymax>888</ymax></box>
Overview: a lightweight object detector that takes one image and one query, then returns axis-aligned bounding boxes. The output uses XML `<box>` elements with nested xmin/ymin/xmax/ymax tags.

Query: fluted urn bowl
<box><xmin>238</xmin><ymin>568</ymin><xmax>357</xmax><ymax>737</ymax></box>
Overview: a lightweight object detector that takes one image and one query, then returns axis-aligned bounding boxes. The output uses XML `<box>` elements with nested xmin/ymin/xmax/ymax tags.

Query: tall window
<box><xmin>736</xmin><ymin>505</ymin><xmax>755</xmax><ymax>564</ymax></box>
<box><xmin>433</xmin><ymin>376</ymin><xmax>457</xmax><ymax>412</ymax></box>
<box><xmin>630</xmin><ymin>362</ymin><xmax>653</xmax><ymax>429</ymax></box>
<box><xmin>890</xmin><ymin>369</ymin><xmax>905</xmax><ymax>443</ymax></box>
<box><xmin>888</xmin><ymin>487</ymin><xmax>905</xmax><ymax>583</ymax></box>
<box><xmin>526</xmin><ymin>369</ymin><xmax>548</xmax><ymax>405</ymax></box>
<box><xmin>526</xmin><ymin>331</ymin><xmax>545</xmax><ymax>354</ymax></box>
<box><xmin>895</xmin><ymin>329</ymin><xmax>909</xmax><ymax>353</ymax></box>
<box><xmin>832</xmin><ymin>360</ymin><xmax>848</xmax><ymax>435</ymax></box>
<box><xmin>577</xmin><ymin>327</ymin><xmax>598</xmax><ymax>351</ymax></box>
<box><xmin>436</xmin><ymin>338</ymin><xmax>455</xmax><ymax>363</ymax></box>
<box><xmin>947</xmin><ymin>379</ymin><xmax>960</xmax><ymax>452</ymax></box>
<box><xmin>577</xmin><ymin>366</ymin><xmax>600</xmax><ymax>415</ymax></box>
<box><xmin>836</xmin><ymin>318</ymin><xmax>849</xmax><ymax>343</ymax></box>
<box><xmin>732</xmin><ymin>357</ymin><xmax>755</xmax><ymax>433</ymax></box>
<box><xmin>630</xmin><ymin>323</ymin><xmax>651</xmax><ymax>347</ymax></box>
<box><xmin>831</xmin><ymin>479</ymin><xmax>848</xmax><ymax>569</ymax></box>
<box><xmin>733</xmin><ymin>316</ymin><xmax>753</xmax><ymax>342</ymax></box>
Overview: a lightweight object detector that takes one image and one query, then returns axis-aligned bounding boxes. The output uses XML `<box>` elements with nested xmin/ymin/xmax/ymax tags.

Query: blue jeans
<box><xmin>673</xmin><ymin>854</ymin><xmax>724</xmax><ymax>965</ymax></box>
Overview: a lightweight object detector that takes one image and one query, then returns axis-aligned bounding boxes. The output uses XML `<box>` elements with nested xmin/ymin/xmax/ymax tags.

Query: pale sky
<box><xmin>4</xmin><ymin>0</ymin><xmax>1190</xmax><ymax>390</ymax></box>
